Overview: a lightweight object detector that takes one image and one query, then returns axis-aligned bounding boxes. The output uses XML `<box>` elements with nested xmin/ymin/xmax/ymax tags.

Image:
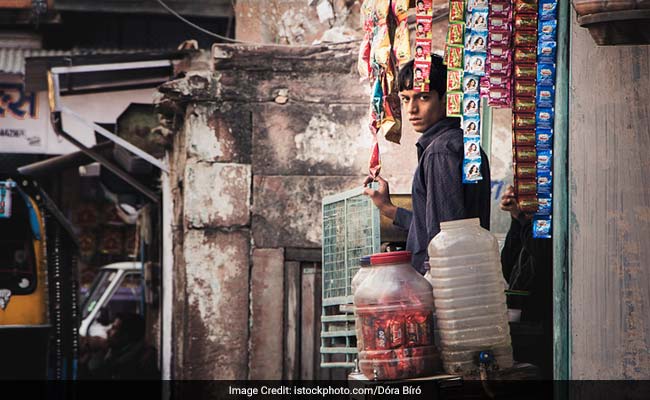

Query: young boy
<box><xmin>364</xmin><ymin>54</ymin><xmax>491</xmax><ymax>273</ymax></box>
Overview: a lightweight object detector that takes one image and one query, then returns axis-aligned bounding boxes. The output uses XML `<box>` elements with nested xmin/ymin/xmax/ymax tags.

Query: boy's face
<box><xmin>399</xmin><ymin>89</ymin><xmax>446</xmax><ymax>133</ymax></box>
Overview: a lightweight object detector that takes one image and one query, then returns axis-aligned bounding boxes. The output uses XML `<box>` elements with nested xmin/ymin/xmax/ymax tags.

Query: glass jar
<box><xmin>354</xmin><ymin>251</ymin><xmax>438</xmax><ymax>380</ymax></box>
<box><xmin>428</xmin><ymin>218</ymin><xmax>513</xmax><ymax>375</ymax></box>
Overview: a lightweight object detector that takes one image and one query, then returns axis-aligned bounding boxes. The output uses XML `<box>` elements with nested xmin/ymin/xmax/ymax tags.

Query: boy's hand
<box><xmin>363</xmin><ymin>175</ymin><xmax>397</xmax><ymax>220</ymax></box>
<box><xmin>500</xmin><ymin>184</ymin><xmax>531</xmax><ymax>223</ymax></box>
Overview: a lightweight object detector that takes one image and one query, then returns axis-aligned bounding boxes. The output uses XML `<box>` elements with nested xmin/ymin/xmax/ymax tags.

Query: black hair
<box><xmin>398</xmin><ymin>54</ymin><xmax>446</xmax><ymax>99</ymax></box>
<box><xmin>115</xmin><ymin>312</ymin><xmax>145</xmax><ymax>342</ymax></box>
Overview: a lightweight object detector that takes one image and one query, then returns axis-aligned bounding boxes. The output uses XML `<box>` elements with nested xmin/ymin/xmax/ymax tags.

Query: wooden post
<box><xmin>300</xmin><ymin>265</ymin><xmax>318</xmax><ymax>380</ymax></box>
<box><xmin>284</xmin><ymin>261</ymin><xmax>301</xmax><ymax>380</ymax></box>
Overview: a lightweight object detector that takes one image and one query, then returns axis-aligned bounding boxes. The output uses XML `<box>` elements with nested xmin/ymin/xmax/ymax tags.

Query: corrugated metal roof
<box><xmin>0</xmin><ymin>48</ymin><xmax>68</xmax><ymax>75</ymax></box>
<box><xmin>0</xmin><ymin>48</ymin><xmax>171</xmax><ymax>75</ymax></box>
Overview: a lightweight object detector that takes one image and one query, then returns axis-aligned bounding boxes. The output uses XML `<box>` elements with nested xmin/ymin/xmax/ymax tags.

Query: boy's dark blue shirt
<box><xmin>393</xmin><ymin>117</ymin><xmax>491</xmax><ymax>273</ymax></box>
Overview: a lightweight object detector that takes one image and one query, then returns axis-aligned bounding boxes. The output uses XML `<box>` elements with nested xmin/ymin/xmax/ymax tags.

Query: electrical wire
<box><xmin>154</xmin><ymin>0</ymin><xmax>361</xmax><ymax>48</ymax></box>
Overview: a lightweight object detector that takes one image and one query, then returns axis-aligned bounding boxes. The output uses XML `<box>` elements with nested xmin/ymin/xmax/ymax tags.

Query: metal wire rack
<box><xmin>321</xmin><ymin>184</ymin><xmax>380</xmax><ymax>369</ymax></box>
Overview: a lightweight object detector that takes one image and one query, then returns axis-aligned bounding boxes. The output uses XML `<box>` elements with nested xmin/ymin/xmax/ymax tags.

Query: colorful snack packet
<box><xmin>414</xmin><ymin>39</ymin><xmax>432</xmax><ymax>61</ymax></box>
<box><xmin>533</xmin><ymin>217</ymin><xmax>552</xmax><ymax>239</ymax></box>
<box><xmin>516</xmin><ymin>162</ymin><xmax>537</xmax><ymax>178</ymax></box>
<box><xmin>414</xmin><ymin>60</ymin><xmax>431</xmax><ymax>91</ymax></box>
<box><xmin>415</xmin><ymin>15</ymin><xmax>433</xmax><ymax>39</ymax></box>
<box><xmin>466</xmin><ymin>31</ymin><xmax>488</xmax><ymax>52</ymax></box>
<box><xmin>517</xmin><ymin>195</ymin><xmax>539</xmax><ymax>213</ymax></box>
<box><xmin>514</xmin><ymin>30</ymin><xmax>538</xmax><ymax>47</ymax></box>
<box><xmin>392</xmin><ymin>0</ymin><xmax>409</xmax><ymax>22</ymax></box>
<box><xmin>371</xmin><ymin>24</ymin><xmax>392</xmax><ymax>68</ymax></box>
<box><xmin>464</xmin><ymin>136</ymin><xmax>482</xmax><ymax>158</ymax></box>
<box><xmin>515</xmin><ymin>13</ymin><xmax>538</xmax><ymax>30</ymax></box>
<box><xmin>467</xmin><ymin>0</ymin><xmax>489</xmax><ymax>12</ymax></box>
<box><xmin>536</xmin><ymin>128</ymin><xmax>553</xmax><ymax>149</ymax></box>
<box><xmin>446</xmin><ymin>91</ymin><xmax>463</xmax><ymax>117</ymax></box>
<box><xmin>491</xmin><ymin>0</ymin><xmax>512</xmax><ymax>16</ymax></box>
<box><xmin>539</xmin><ymin>0</ymin><xmax>558</xmax><ymax>21</ymax></box>
<box><xmin>373</xmin><ymin>0</ymin><xmax>391</xmax><ymax>22</ymax></box>
<box><xmin>516</xmin><ymin>179</ymin><xmax>537</xmax><ymax>194</ymax></box>
<box><xmin>538</xmin><ymin>40</ymin><xmax>557</xmax><ymax>63</ymax></box>
<box><xmin>464</xmin><ymin>52</ymin><xmax>487</xmax><ymax>76</ymax></box>
<box><xmin>514</xmin><ymin>96</ymin><xmax>536</xmax><ymax>113</ymax></box>
<box><xmin>515</xmin><ymin>129</ymin><xmax>536</xmax><ymax>146</ymax></box>
<box><xmin>463</xmin><ymin>74</ymin><xmax>480</xmax><ymax>93</ymax></box>
<box><xmin>514</xmin><ymin>46</ymin><xmax>538</xmax><ymax>64</ymax></box>
<box><xmin>393</xmin><ymin>22</ymin><xmax>411</xmax><ymax>66</ymax></box>
<box><xmin>489</xmin><ymin>30</ymin><xmax>513</xmax><ymax>46</ymax></box>
<box><xmin>467</xmin><ymin>11</ymin><xmax>489</xmax><ymax>31</ymax></box>
<box><xmin>462</xmin><ymin>93</ymin><xmax>481</xmax><ymax>117</ymax></box>
<box><xmin>537</xmin><ymin>193</ymin><xmax>552</xmax><ymax>215</ymax></box>
<box><xmin>537</xmin><ymin>63</ymin><xmax>556</xmax><ymax>87</ymax></box>
<box><xmin>488</xmin><ymin>87</ymin><xmax>511</xmax><ymax>106</ymax></box>
<box><xmin>537</xmin><ymin>149</ymin><xmax>552</xmax><ymax>170</ymax></box>
<box><xmin>536</xmin><ymin>107</ymin><xmax>554</xmax><ymax>129</ymax></box>
<box><xmin>538</xmin><ymin>19</ymin><xmax>558</xmax><ymax>41</ymax></box>
<box><xmin>463</xmin><ymin>159</ymin><xmax>483</xmax><ymax>183</ymax></box>
<box><xmin>463</xmin><ymin>115</ymin><xmax>481</xmax><ymax>136</ymax></box>
<box><xmin>514</xmin><ymin>113</ymin><xmax>536</xmax><ymax>129</ymax></box>
<box><xmin>448</xmin><ymin>22</ymin><xmax>465</xmax><ymax>45</ymax></box>
<box><xmin>357</xmin><ymin>33</ymin><xmax>372</xmax><ymax>79</ymax></box>
<box><xmin>489</xmin><ymin>16</ymin><xmax>511</xmax><ymax>30</ymax></box>
<box><xmin>360</xmin><ymin>0</ymin><xmax>376</xmax><ymax>32</ymax></box>
<box><xmin>382</xmin><ymin>92</ymin><xmax>402</xmax><ymax>143</ymax></box>
<box><xmin>515</xmin><ymin>64</ymin><xmax>537</xmax><ymax>80</ymax></box>
<box><xmin>489</xmin><ymin>58</ymin><xmax>513</xmax><ymax>75</ymax></box>
<box><xmin>514</xmin><ymin>0</ymin><xmax>539</xmax><ymax>14</ymax></box>
<box><xmin>515</xmin><ymin>80</ymin><xmax>536</xmax><ymax>97</ymax></box>
<box><xmin>447</xmin><ymin>69</ymin><xmax>464</xmax><ymax>92</ymax></box>
<box><xmin>447</xmin><ymin>45</ymin><xmax>464</xmax><ymax>69</ymax></box>
<box><xmin>515</xmin><ymin>146</ymin><xmax>537</xmax><ymax>163</ymax></box>
<box><xmin>449</xmin><ymin>1</ymin><xmax>465</xmax><ymax>22</ymax></box>
<box><xmin>371</xmin><ymin>78</ymin><xmax>383</xmax><ymax>117</ymax></box>
<box><xmin>369</xmin><ymin>139</ymin><xmax>381</xmax><ymax>179</ymax></box>
<box><xmin>488</xmin><ymin>73</ymin><xmax>510</xmax><ymax>87</ymax></box>
<box><xmin>489</xmin><ymin>46</ymin><xmax>511</xmax><ymax>61</ymax></box>
<box><xmin>537</xmin><ymin>170</ymin><xmax>552</xmax><ymax>193</ymax></box>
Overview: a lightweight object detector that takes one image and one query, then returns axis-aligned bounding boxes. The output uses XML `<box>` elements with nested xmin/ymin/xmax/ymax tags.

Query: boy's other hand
<box><xmin>363</xmin><ymin>175</ymin><xmax>397</xmax><ymax>220</ymax></box>
<box><xmin>500</xmin><ymin>184</ymin><xmax>531</xmax><ymax>223</ymax></box>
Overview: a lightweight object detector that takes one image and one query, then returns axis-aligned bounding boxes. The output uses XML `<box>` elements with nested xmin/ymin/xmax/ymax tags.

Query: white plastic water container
<box><xmin>426</xmin><ymin>218</ymin><xmax>513</xmax><ymax>375</ymax></box>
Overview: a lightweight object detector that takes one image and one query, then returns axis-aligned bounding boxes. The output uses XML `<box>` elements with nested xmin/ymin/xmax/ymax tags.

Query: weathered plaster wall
<box><xmin>235</xmin><ymin>0</ymin><xmax>362</xmax><ymax>45</ymax></box>
<box><xmin>569</xmin><ymin>15</ymin><xmax>650</xmax><ymax>379</ymax></box>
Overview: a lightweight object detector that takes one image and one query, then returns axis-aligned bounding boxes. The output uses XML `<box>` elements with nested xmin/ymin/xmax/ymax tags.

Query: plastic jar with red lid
<box><xmin>354</xmin><ymin>251</ymin><xmax>439</xmax><ymax>380</ymax></box>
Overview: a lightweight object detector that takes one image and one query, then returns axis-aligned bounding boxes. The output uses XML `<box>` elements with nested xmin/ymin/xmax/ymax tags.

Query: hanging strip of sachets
<box><xmin>512</xmin><ymin>0</ymin><xmax>538</xmax><ymax>218</ymax></box>
<box><xmin>532</xmin><ymin>0</ymin><xmax>557</xmax><ymax>239</ymax></box>
<box><xmin>486</xmin><ymin>0</ymin><xmax>514</xmax><ymax>107</ymax></box>
<box><xmin>414</xmin><ymin>0</ymin><xmax>434</xmax><ymax>92</ymax></box>
<box><xmin>462</xmin><ymin>0</ymin><xmax>487</xmax><ymax>184</ymax></box>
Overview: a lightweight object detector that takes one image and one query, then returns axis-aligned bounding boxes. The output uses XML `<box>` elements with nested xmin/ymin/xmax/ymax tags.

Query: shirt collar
<box><xmin>416</xmin><ymin>117</ymin><xmax>461</xmax><ymax>157</ymax></box>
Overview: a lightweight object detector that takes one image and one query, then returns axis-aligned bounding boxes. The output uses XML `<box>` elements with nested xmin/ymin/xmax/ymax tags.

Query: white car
<box><xmin>79</xmin><ymin>262</ymin><xmax>143</xmax><ymax>337</ymax></box>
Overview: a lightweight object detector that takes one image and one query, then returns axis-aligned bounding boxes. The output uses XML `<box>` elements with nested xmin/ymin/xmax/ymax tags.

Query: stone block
<box><xmin>184</xmin><ymin>162</ymin><xmax>251</xmax><ymax>228</ymax></box>
<box><xmin>252</xmin><ymin>175</ymin><xmax>361</xmax><ymax>248</ymax></box>
<box><xmin>182</xmin><ymin>229</ymin><xmax>250</xmax><ymax>380</ymax></box>
<box><xmin>185</xmin><ymin>103</ymin><xmax>252</xmax><ymax>164</ymax></box>
<box><xmin>252</xmin><ymin>103</ymin><xmax>371</xmax><ymax>176</ymax></box>
<box><xmin>249</xmin><ymin>248</ymin><xmax>285</xmax><ymax>380</ymax></box>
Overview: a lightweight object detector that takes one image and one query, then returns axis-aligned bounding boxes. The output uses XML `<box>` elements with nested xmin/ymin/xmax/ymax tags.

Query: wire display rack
<box><xmin>321</xmin><ymin>185</ymin><xmax>380</xmax><ymax>369</ymax></box>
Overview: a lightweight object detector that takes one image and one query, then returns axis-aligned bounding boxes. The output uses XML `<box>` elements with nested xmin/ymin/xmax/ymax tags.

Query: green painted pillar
<box><xmin>553</xmin><ymin>0</ymin><xmax>571</xmax><ymax>382</ymax></box>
